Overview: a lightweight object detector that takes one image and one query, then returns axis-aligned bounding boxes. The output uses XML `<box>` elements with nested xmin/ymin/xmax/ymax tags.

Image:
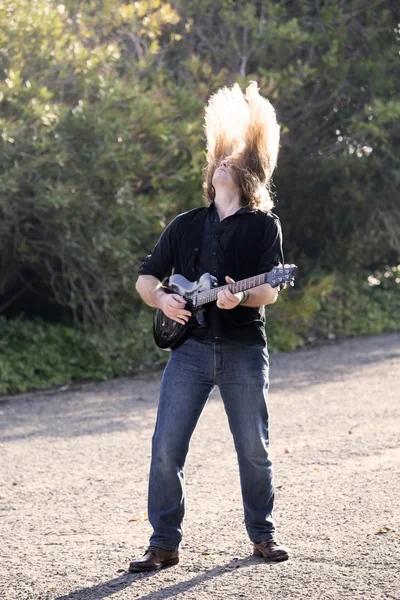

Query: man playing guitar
<box><xmin>130</xmin><ymin>82</ymin><xmax>290</xmax><ymax>572</ymax></box>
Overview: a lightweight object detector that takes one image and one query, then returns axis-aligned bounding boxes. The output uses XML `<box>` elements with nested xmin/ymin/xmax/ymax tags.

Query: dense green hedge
<box><xmin>267</xmin><ymin>267</ymin><xmax>400</xmax><ymax>352</ymax></box>
<box><xmin>0</xmin><ymin>310</ymin><xmax>162</xmax><ymax>394</ymax></box>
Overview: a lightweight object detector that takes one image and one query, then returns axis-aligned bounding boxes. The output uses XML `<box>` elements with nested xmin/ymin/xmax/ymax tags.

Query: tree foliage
<box><xmin>0</xmin><ymin>0</ymin><xmax>399</xmax><ymax>341</ymax></box>
<box><xmin>0</xmin><ymin>0</ymin><xmax>204</xmax><ymax>323</ymax></box>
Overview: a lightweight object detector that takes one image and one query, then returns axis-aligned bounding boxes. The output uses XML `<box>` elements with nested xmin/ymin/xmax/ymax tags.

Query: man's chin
<box><xmin>213</xmin><ymin>174</ymin><xmax>236</xmax><ymax>188</ymax></box>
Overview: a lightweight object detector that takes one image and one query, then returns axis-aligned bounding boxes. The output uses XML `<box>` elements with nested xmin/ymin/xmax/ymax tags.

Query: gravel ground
<box><xmin>1</xmin><ymin>332</ymin><xmax>399</xmax><ymax>600</ymax></box>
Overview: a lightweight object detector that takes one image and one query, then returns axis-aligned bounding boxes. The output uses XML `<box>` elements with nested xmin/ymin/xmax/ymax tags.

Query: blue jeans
<box><xmin>148</xmin><ymin>337</ymin><xmax>275</xmax><ymax>550</ymax></box>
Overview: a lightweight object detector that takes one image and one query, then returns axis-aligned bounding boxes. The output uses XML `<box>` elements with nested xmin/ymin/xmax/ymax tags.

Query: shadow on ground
<box><xmin>54</xmin><ymin>555</ymin><xmax>279</xmax><ymax>600</ymax></box>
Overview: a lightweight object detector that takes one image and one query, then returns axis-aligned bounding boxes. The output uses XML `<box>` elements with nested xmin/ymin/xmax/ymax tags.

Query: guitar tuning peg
<box><xmin>290</xmin><ymin>281</ymin><xmax>295</xmax><ymax>287</ymax></box>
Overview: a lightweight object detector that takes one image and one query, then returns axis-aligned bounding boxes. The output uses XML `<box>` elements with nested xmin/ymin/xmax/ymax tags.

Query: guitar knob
<box><xmin>161</xmin><ymin>321</ymin><xmax>166</xmax><ymax>327</ymax></box>
<box><xmin>162</xmin><ymin>332</ymin><xmax>168</xmax><ymax>338</ymax></box>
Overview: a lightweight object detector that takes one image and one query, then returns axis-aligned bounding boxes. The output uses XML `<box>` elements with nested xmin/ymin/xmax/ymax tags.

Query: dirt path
<box><xmin>1</xmin><ymin>333</ymin><xmax>399</xmax><ymax>600</ymax></box>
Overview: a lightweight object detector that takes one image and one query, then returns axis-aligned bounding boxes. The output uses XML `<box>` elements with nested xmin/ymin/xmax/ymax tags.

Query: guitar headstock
<box><xmin>266</xmin><ymin>264</ymin><xmax>297</xmax><ymax>289</ymax></box>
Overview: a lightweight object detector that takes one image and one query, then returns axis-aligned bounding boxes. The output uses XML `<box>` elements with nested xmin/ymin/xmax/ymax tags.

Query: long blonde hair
<box><xmin>203</xmin><ymin>81</ymin><xmax>280</xmax><ymax>211</ymax></box>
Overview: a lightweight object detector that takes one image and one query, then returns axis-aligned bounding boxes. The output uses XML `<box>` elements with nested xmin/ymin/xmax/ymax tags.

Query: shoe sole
<box><xmin>253</xmin><ymin>549</ymin><xmax>289</xmax><ymax>562</ymax></box>
<box><xmin>128</xmin><ymin>557</ymin><xmax>179</xmax><ymax>573</ymax></box>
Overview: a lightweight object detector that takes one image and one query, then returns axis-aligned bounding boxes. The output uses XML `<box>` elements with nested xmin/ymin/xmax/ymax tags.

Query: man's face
<box><xmin>212</xmin><ymin>156</ymin><xmax>238</xmax><ymax>188</ymax></box>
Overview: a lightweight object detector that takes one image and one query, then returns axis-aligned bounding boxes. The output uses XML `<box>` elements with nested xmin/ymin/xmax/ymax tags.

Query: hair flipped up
<box><xmin>203</xmin><ymin>81</ymin><xmax>280</xmax><ymax>212</ymax></box>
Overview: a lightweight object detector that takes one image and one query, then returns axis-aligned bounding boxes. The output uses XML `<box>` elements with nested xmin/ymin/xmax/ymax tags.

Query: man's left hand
<box><xmin>217</xmin><ymin>276</ymin><xmax>244</xmax><ymax>310</ymax></box>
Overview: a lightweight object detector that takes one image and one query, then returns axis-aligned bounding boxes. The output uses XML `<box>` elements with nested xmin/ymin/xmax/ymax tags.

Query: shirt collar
<box><xmin>209</xmin><ymin>201</ymin><xmax>255</xmax><ymax>215</ymax></box>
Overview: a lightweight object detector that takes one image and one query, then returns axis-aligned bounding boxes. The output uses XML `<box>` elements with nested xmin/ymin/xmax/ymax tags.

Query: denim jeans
<box><xmin>148</xmin><ymin>336</ymin><xmax>274</xmax><ymax>550</ymax></box>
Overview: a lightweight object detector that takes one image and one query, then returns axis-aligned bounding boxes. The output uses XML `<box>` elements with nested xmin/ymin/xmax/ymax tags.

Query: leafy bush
<box><xmin>0</xmin><ymin>311</ymin><xmax>164</xmax><ymax>394</ymax></box>
<box><xmin>315</xmin><ymin>267</ymin><xmax>400</xmax><ymax>338</ymax></box>
<box><xmin>0</xmin><ymin>0</ymin><xmax>205</xmax><ymax>325</ymax></box>
<box><xmin>267</xmin><ymin>268</ymin><xmax>400</xmax><ymax>352</ymax></box>
<box><xmin>266</xmin><ymin>274</ymin><xmax>335</xmax><ymax>351</ymax></box>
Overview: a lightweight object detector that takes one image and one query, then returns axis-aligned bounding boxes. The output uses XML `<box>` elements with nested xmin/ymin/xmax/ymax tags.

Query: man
<box><xmin>129</xmin><ymin>82</ymin><xmax>289</xmax><ymax>572</ymax></box>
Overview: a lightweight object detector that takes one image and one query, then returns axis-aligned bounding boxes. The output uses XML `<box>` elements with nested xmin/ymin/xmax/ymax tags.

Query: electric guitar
<box><xmin>153</xmin><ymin>265</ymin><xmax>297</xmax><ymax>351</ymax></box>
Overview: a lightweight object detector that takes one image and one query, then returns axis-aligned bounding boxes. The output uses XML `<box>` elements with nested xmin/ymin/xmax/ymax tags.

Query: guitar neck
<box><xmin>195</xmin><ymin>273</ymin><xmax>267</xmax><ymax>307</ymax></box>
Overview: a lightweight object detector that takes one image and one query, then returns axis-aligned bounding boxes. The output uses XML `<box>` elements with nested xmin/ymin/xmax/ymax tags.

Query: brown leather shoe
<box><xmin>128</xmin><ymin>546</ymin><xmax>179</xmax><ymax>572</ymax></box>
<box><xmin>253</xmin><ymin>539</ymin><xmax>289</xmax><ymax>562</ymax></box>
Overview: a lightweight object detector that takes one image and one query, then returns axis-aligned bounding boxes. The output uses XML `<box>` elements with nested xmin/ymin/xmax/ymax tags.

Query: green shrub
<box><xmin>315</xmin><ymin>267</ymin><xmax>400</xmax><ymax>338</ymax></box>
<box><xmin>0</xmin><ymin>310</ymin><xmax>165</xmax><ymax>394</ymax></box>
<box><xmin>266</xmin><ymin>268</ymin><xmax>400</xmax><ymax>352</ymax></box>
<box><xmin>266</xmin><ymin>273</ymin><xmax>335</xmax><ymax>351</ymax></box>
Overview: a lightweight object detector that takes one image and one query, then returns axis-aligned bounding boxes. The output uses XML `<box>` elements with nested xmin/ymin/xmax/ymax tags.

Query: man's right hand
<box><xmin>158</xmin><ymin>292</ymin><xmax>192</xmax><ymax>325</ymax></box>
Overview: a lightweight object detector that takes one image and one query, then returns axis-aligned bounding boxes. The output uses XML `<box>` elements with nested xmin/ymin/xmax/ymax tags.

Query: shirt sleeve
<box><xmin>257</xmin><ymin>214</ymin><xmax>284</xmax><ymax>275</ymax></box>
<box><xmin>138</xmin><ymin>216</ymin><xmax>179</xmax><ymax>281</ymax></box>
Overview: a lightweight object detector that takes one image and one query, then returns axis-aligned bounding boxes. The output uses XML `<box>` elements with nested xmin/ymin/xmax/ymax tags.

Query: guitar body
<box><xmin>153</xmin><ymin>273</ymin><xmax>218</xmax><ymax>351</ymax></box>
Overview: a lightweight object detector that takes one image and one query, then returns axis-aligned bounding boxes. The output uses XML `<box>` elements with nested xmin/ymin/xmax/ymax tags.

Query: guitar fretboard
<box><xmin>194</xmin><ymin>273</ymin><xmax>267</xmax><ymax>307</ymax></box>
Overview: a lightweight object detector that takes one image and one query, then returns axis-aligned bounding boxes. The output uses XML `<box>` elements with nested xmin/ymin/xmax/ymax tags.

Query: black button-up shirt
<box><xmin>138</xmin><ymin>202</ymin><xmax>284</xmax><ymax>346</ymax></box>
<box><xmin>192</xmin><ymin>203</ymin><xmax>256</xmax><ymax>342</ymax></box>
